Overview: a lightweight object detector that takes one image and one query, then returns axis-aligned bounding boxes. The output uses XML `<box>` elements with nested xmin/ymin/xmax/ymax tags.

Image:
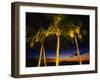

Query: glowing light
<box><xmin>69</xmin><ymin>30</ymin><xmax>74</xmax><ymax>38</ymax></box>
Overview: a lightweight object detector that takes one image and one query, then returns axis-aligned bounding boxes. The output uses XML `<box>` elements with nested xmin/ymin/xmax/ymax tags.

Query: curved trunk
<box><xmin>38</xmin><ymin>43</ymin><xmax>47</xmax><ymax>67</ymax></box>
<box><xmin>42</xmin><ymin>43</ymin><xmax>47</xmax><ymax>66</ymax></box>
<box><xmin>74</xmin><ymin>35</ymin><xmax>82</xmax><ymax>64</ymax></box>
<box><xmin>38</xmin><ymin>43</ymin><xmax>43</xmax><ymax>67</ymax></box>
<box><xmin>56</xmin><ymin>35</ymin><xmax>60</xmax><ymax>66</ymax></box>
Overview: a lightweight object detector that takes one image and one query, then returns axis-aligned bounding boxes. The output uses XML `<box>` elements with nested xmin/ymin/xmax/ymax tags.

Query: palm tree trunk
<box><xmin>74</xmin><ymin>35</ymin><xmax>82</xmax><ymax>64</ymax></box>
<box><xmin>42</xmin><ymin>43</ymin><xmax>47</xmax><ymax>66</ymax></box>
<box><xmin>38</xmin><ymin>43</ymin><xmax>43</xmax><ymax>67</ymax></box>
<box><xmin>56</xmin><ymin>35</ymin><xmax>60</xmax><ymax>66</ymax></box>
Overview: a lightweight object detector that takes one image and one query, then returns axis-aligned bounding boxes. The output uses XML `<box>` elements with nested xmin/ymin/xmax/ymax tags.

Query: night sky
<box><xmin>26</xmin><ymin>12</ymin><xmax>90</xmax><ymax>67</ymax></box>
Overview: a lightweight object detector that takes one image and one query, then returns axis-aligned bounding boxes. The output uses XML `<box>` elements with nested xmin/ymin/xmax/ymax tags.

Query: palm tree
<box><xmin>46</xmin><ymin>15</ymin><xmax>64</xmax><ymax>66</ymax></box>
<box><xmin>30</xmin><ymin>28</ymin><xmax>47</xmax><ymax>67</ymax></box>
<box><xmin>66</xmin><ymin>23</ymin><xmax>83</xmax><ymax>64</ymax></box>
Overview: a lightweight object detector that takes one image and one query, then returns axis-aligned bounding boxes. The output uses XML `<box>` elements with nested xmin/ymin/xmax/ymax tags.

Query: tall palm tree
<box><xmin>30</xmin><ymin>28</ymin><xmax>47</xmax><ymax>67</ymax></box>
<box><xmin>66</xmin><ymin>23</ymin><xmax>83</xmax><ymax>64</ymax></box>
<box><xmin>46</xmin><ymin>15</ymin><xmax>64</xmax><ymax>66</ymax></box>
